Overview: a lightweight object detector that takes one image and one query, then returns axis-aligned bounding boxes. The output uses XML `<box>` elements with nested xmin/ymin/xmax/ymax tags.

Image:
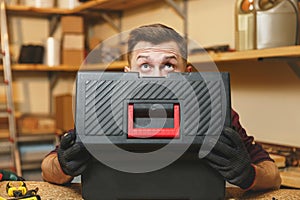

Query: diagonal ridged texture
<box><xmin>83</xmin><ymin>78</ymin><xmax>222</xmax><ymax>137</ymax></box>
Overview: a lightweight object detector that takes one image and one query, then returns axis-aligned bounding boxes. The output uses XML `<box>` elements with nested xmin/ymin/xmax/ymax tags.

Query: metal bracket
<box><xmin>287</xmin><ymin>60</ymin><xmax>300</xmax><ymax>78</ymax></box>
<box><xmin>49</xmin><ymin>15</ymin><xmax>60</xmax><ymax>37</ymax></box>
<box><xmin>164</xmin><ymin>0</ymin><xmax>188</xmax><ymax>39</ymax></box>
<box><xmin>259</xmin><ymin>57</ymin><xmax>300</xmax><ymax>78</ymax></box>
<box><xmin>100</xmin><ymin>11</ymin><xmax>123</xmax><ymax>44</ymax></box>
<box><xmin>48</xmin><ymin>72</ymin><xmax>58</xmax><ymax>114</ymax></box>
<box><xmin>165</xmin><ymin>0</ymin><xmax>186</xmax><ymax>19</ymax></box>
<box><xmin>99</xmin><ymin>11</ymin><xmax>123</xmax><ymax>33</ymax></box>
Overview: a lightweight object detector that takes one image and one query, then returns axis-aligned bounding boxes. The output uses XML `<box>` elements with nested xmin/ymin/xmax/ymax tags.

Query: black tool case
<box><xmin>75</xmin><ymin>72</ymin><xmax>231</xmax><ymax>200</ymax></box>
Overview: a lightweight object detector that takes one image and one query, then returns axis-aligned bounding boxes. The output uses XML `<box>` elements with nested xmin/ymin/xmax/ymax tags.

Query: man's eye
<box><xmin>140</xmin><ymin>64</ymin><xmax>151</xmax><ymax>72</ymax></box>
<box><xmin>163</xmin><ymin>63</ymin><xmax>175</xmax><ymax>71</ymax></box>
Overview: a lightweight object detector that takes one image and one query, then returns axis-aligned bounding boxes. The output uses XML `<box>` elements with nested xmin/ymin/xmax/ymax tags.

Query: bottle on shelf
<box><xmin>235</xmin><ymin>0</ymin><xmax>256</xmax><ymax>51</ymax></box>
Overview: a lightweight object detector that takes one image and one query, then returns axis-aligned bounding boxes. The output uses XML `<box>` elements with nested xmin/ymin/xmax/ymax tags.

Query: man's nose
<box><xmin>152</xmin><ymin>65</ymin><xmax>162</xmax><ymax>77</ymax></box>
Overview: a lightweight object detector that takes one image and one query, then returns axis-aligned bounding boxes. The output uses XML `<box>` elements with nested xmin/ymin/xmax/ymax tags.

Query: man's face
<box><xmin>126</xmin><ymin>41</ymin><xmax>186</xmax><ymax>77</ymax></box>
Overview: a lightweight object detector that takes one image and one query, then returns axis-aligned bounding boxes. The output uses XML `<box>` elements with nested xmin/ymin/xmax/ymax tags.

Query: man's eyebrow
<box><xmin>164</xmin><ymin>55</ymin><xmax>178</xmax><ymax>60</ymax></box>
<box><xmin>136</xmin><ymin>55</ymin><xmax>178</xmax><ymax>61</ymax></box>
<box><xmin>136</xmin><ymin>55</ymin><xmax>149</xmax><ymax>60</ymax></box>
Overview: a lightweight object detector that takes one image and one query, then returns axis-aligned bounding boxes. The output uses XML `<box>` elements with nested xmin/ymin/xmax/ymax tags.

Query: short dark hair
<box><xmin>127</xmin><ymin>23</ymin><xmax>187</xmax><ymax>65</ymax></box>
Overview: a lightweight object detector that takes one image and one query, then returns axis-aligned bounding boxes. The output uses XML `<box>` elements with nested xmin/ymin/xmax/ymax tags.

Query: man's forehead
<box><xmin>132</xmin><ymin>41</ymin><xmax>181</xmax><ymax>56</ymax></box>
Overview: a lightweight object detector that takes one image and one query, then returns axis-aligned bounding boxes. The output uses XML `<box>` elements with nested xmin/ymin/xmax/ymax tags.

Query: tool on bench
<box><xmin>5</xmin><ymin>181</ymin><xmax>40</xmax><ymax>200</ymax></box>
<box><xmin>0</xmin><ymin>170</ymin><xmax>24</xmax><ymax>182</ymax></box>
<box><xmin>0</xmin><ymin>196</ymin><xmax>40</xmax><ymax>200</ymax></box>
<box><xmin>6</xmin><ymin>181</ymin><xmax>27</xmax><ymax>197</ymax></box>
<box><xmin>6</xmin><ymin>196</ymin><xmax>40</xmax><ymax>200</ymax></box>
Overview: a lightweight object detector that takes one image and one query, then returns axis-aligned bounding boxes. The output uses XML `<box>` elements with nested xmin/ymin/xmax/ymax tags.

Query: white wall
<box><xmin>188</xmin><ymin>0</ymin><xmax>236</xmax><ymax>47</ymax></box>
<box><xmin>93</xmin><ymin>0</ymin><xmax>236</xmax><ymax>48</ymax></box>
<box><xmin>13</xmin><ymin>72</ymin><xmax>50</xmax><ymax>113</ymax></box>
<box><xmin>219</xmin><ymin>61</ymin><xmax>300</xmax><ymax>146</ymax></box>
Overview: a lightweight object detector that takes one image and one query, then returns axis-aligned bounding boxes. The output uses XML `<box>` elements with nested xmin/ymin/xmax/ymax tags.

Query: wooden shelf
<box><xmin>21</xmin><ymin>162</ymin><xmax>42</xmax><ymax>170</ymax></box>
<box><xmin>17</xmin><ymin>134</ymin><xmax>57</xmax><ymax>143</ymax></box>
<box><xmin>11</xmin><ymin>64</ymin><xmax>79</xmax><ymax>72</ymax></box>
<box><xmin>0</xmin><ymin>130</ymin><xmax>10</xmax><ymax>140</ymax></box>
<box><xmin>0</xmin><ymin>61</ymin><xmax>128</xmax><ymax>72</ymax></box>
<box><xmin>74</xmin><ymin>0</ymin><xmax>156</xmax><ymax>11</ymax></box>
<box><xmin>6</xmin><ymin>5</ymin><xmax>73</xmax><ymax>16</ymax></box>
<box><xmin>1</xmin><ymin>46</ymin><xmax>299</xmax><ymax>72</ymax></box>
<box><xmin>0</xmin><ymin>160</ymin><xmax>14</xmax><ymax>170</ymax></box>
<box><xmin>6</xmin><ymin>0</ymin><xmax>157</xmax><ymax>16</ymax></box>
<box><xmin>189</xmin><ymin>45</ymin><xmax>300</xmax><ymax>64</ymax></box>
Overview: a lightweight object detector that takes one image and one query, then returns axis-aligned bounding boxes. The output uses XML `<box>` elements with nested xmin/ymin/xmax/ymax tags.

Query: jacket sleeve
<box><xmin>231</xmin><ymin>109</ymin><xmax>274</xmax><ymax>164</ymax></box>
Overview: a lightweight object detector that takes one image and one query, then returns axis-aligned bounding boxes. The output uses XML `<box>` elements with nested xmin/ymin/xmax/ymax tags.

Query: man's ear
<box><xmin>124</xmin><ymin>66</ymin><xmax>131</xmax><ymax>72</ymax></box>
<box><xmin>186</xmin><ymin>65</ymin><xmax>192</xmax><ymax>72</ymax></box>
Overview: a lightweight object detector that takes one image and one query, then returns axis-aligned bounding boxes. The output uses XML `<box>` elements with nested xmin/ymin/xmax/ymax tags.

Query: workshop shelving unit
<box><xmin>3</xmin><ymin>0</ymin><xmax>299</xmax><ymax>73</ymax></box>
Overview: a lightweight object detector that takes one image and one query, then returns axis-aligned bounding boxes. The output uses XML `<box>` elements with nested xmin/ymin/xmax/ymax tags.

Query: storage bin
<box><xmin>20</xmin><ymin>0</ymin><xmax>54</xmax><ymax>8</ymax></box>
<box><xmin>58</xmin><ymin>0</ymin><xmax>81</xmax><ymax>9</ymax></box>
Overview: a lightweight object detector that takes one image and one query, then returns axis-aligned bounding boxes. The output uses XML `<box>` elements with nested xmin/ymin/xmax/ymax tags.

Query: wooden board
<box><xmin>0</xmin><ymin>60</ymin><xmax>128</xmax><ymax>72</ymax></box>
<box><xmin>6</xmin><ymin>0</ymin><xmax>157</xmax><ymax>15</ymax></box>
<box><xmin>189</xmin><ymin>45</ymin><xmax>300</xmax><ymax>63</ymax></box>
<box><xmin>269</xmin><ymin>154</ymin><xmax>286</xmax><ymax>168</ymax></box>
<box><xmin>280</xmin><ymin>167</ymin><xmax>300</xmax><ymax>189</ymax></box>
<box><xmin>89</xmin><ymin>0</ymin><xmax>156</xmax><ymax>10</ymax></box>
<box><xmin>1</xmin><ymin>45</ymin><xmax>300</xmax><ymax>72</ymax></box>
<box><xmin>0</xmin><ymin>130</ymin><xmax>9</xmax><ymax>139</ymax></box>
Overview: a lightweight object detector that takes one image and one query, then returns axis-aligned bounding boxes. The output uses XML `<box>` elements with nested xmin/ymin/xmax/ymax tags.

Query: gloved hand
<box><xmin>0</xmin><ymin>170</ymin><xmax>24</xmax><ymax>181</ymax></box>
<box><xmin>57</xmin><ymin>129</ymin><xmax>91</xmax><ymax>177</ymax></box>
<box><xmin>203</xmin><ymin>127</ymin><xmax>256</xmax><ymax>189</ymax></box>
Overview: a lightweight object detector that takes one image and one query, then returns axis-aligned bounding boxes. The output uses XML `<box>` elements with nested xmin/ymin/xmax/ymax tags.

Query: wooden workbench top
<box><xmin>226</xmin><ymin>187</ymin><xmax>300</xmax><ymax>199</ymax></box>
<box><xmin>0</xmin><ymin>181</ymin><xmax>300</xmax><ymax>199</ymax></box>
<box><xmin>0</xmin><ymin>181</ymin><xmax>82</xmax><ymax>200</ymax></box>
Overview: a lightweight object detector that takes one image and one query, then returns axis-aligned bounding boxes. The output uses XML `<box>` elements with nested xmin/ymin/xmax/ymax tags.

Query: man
<box><xmin>41</xmin><ymin>24</ymin><xmax>281</xmax><ymax>191</ymax></box>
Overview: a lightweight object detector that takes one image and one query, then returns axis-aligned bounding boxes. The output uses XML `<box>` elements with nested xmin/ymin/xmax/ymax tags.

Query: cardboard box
<box><xmin>0</xmin><ymin>118</ymin><xmax>9</xmax><ymax>139</ymax></box>
<box><xmin>62</xmin><ymin>49</ymin><xmax>85</xmax><ymax>66</ymax></box>
<box><xmin>63</xmin><ymin>34</ymin><xmax>85</xmax><ymax>50</ymax></box>
<box><xmin>0</xmin><ymin>115</ymin><xmax>20</xmax><ymax>139</ymax></box>
<box><xmin>55</xmin><ymin>94</ymin><xmax>74</xmax><ymax>132</ymax></box>
<box><xmin>17</xmin><ymin>114</ymin><xmax>56</xmax><ymax>135</ymax></box>
<box><xmin>62</xmin><ymin>34</ymin><xmax>85</xmax><ymax>66</ymax></box>
<box><xmin>61</xmin><ymin>16</ymin><xmax>84</xmax><ymax>34</ymax></box>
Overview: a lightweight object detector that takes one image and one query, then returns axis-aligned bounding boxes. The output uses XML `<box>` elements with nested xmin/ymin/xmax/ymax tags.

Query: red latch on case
<box><xmin>128</xmin><ymin>103</ymin><xmax>180</xmax><ymax>139</ymax></box>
